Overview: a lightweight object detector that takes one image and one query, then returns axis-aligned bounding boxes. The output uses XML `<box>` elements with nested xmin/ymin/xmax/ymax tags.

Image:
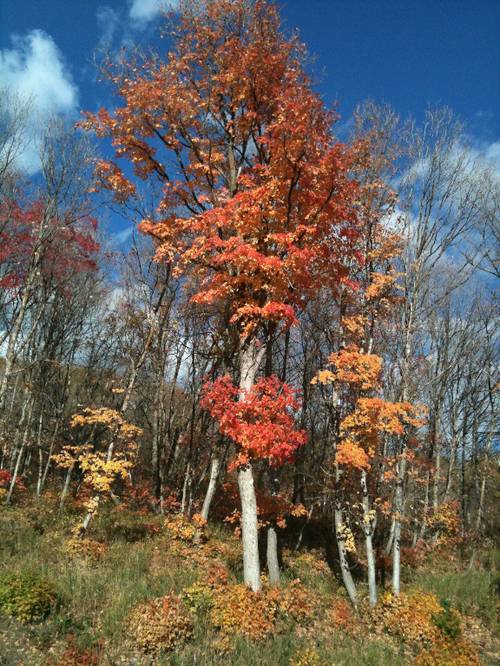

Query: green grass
<box><xmin>413</xmin><ymin>567</ymin><xmax>498</xmax><ymax>629</ymax></box>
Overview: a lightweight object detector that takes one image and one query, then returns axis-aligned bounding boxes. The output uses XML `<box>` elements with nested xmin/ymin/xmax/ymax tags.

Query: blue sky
<box><xmin>1</xmin><ymin>0</ymin><xmax>499</xmax><ymax>239</ymax></box>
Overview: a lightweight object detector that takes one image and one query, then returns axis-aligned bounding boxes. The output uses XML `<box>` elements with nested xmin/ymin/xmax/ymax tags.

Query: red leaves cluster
<box><xmin>0</xmin><ymin>199</ymin><xmax>99</xmax><ymax>295</ymax></box>
<box><xmin>201</xmin><ymin>375</ymin><xmax>306</xmax><ymax>468</ymax></box>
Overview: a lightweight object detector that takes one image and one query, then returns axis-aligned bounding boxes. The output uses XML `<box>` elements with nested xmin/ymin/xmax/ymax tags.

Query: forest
<box><xmin>0</xmin><ymin>1</ymin><xmax>498</xmax><ymax>664</ymax></box>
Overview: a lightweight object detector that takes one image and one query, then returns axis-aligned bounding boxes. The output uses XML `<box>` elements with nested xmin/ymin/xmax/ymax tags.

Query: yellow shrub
<box><xmin>290</xmin><ymin>550</ymin><xmax>330</xmax><ymax>576</ymax></box>
<box><xmin>0</xmin><ymin>572</ymin><xmax>58</xmax><ymax>623</ymax></box>
<box><xmin>127</xmin><ymin>594</ymin><xmax>193</xmax><ymax>654</ymax></box>
<box><xmin>290</xmin><ymin>646</ymin><xmax>324</xmax><ymax>666</ymax></box>
<box><xmin>182</xmin><ymin>581</ymin><xmax>214</xmax><ymax>613</ymax></box>
<box><xmin>210</xmin><ymin>584</ymin><xmax>277</xmax><ymax>640</ymax></box>
<box><xmin>63</xmin><ymin>536</ymin><xmax>107</xmax><ymax>563</ymax></box>
<box><xmin>415</xmin><ymin>638</ymin><xmax>480</xmax><ymax>665</ymax></box>
<box><xmin>277</xmin><ymin>580</ymin><xmax>317</xmax><ymax>625</ymax></box>
<box><xmin>164</xmin><ymin>513</ymin><xmax>206</xmax><ymax>543</ymax></box>
<box><xmin>378</xmin><ymin>591</ymin><xmax>442</xmax><ymax>647</ymax></box>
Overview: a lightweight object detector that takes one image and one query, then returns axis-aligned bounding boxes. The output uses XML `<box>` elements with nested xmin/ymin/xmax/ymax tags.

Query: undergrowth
<box><xmin>0</xmin><ymin>498</ymin><xmax>497</xmax><ymax>665</ymax></box>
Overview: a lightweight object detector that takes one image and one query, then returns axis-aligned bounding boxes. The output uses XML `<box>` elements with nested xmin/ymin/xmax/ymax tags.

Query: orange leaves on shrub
<box><xmin>164</xmin><ymin>513</ymin><xmax>207</xmax><ymax>544</ymax></box>
<box><xmin>201</xmin><ymin>375</ymin><xmax>306</xmax><ymax>467</ymax></box>
<box><xmin>127</xmin><ymin>594</ymin><xmax>193</xmax><ymax>654</ymax></box>
<box><xmin>276</xmin><ymin>579</ymin><xmax>318</xmax><ymax>625</ymax></box>
<box><xmin>376</xmin><ymin>590</ymin><xmax>444</xmax><ymax>648</ymax></box>
<box><xmin>63</xmin><ymin>536</ymin><xmax>107</xmax><ymax>563</ymax></box>
<box><xmin>329</xmin><ymin>597</ymin><xmax>356</xmax><ymax>634</ymax></box>
<box><xmin>414</xmin><ymin>639</ymin><xmax>480</xmax><ymax>666</ymax></box>
<box><xmin>209</xmin><ymin>579</ymin><xmax>317</xmax><ymax>641</ymax></box>
<box><xmin>46</xmin><ymin>636</ymin><xmax>105</xmax><ymax>666</ymax></box>
<box><xmin>210</xmin><ymin>583</ymin><xmax>277</xmax><ymax>641</ymax></box>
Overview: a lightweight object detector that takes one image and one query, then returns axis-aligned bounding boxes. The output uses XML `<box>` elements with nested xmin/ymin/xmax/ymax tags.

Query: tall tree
<box><xmin>81</xmin><ymin>0</ymin><xmax>360</xmax><ymax>590</ymax></box>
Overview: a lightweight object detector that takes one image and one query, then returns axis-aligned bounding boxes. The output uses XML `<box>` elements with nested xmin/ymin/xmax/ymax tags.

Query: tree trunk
<box><xmin>40</xmin><ymin>419</ymin><xmax>60</xmax><ymax>494</ymax></box>
<box><xmin>238</xmin><ymin>463</ymin><xmax>261</xmax><ymax>592</ymax></box>
<box><xmin>59</xmin><ymin>463</ymin><xmax>74</xmax><ymax>511</ymax></box>
<box><xmin>361</xmin><ymin>470</ymin><xmax>377</xmax><ymax>606</ymax></box>
<box><xmin>366</xmin><ymin>531</ymin><xmax>377</xmax><ymax>606</ymax></box>
<box><xmin>6</xmin><ymin>398</ymin><xmax>33</xmax><ymax>504</ymax></box>
<box><xmin>334</xmin><ymin>506</ymin><xmax>358</xmax><ymax>607</ymax></box>
<box><xmin>266</xmin><ymin>526</ymin><xmax>280</xmax><ymax>586</ymax></box>
<box><xmin>418</xmin><ymin>470</ymin><xmax>430</xmax><ymax>539</ymax></box>
<box><xmin>35</xmin><ymin>412</ymin><xmax>44</xmax><ymax>497</ymax></box>
<box><xmin>237</xmin><ymin>338</ymin><xmax>264</xmax><ymax>592</ymax></box>
<box><xmin>384</xmin><ymin>518</ymin><xmax>395</xmax><ymax>556</ymax></box>
<box><xmin>180</xmin><ymin>462</ymin><xmax>191</xmax><ymax>515</ymax></box>
<box><xmin>200</xmin><ymin>454</ymin><xmax>220</xmax><ymax>521</ymax></box>
<box><xmin>392</xmin><ymin>451</ymin><xmax>407</xmax><ymax>595</ymax></box>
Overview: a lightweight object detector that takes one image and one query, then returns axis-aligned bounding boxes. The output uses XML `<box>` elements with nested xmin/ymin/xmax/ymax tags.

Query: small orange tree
<box><xmin>313</xmin><ymin>344</ymin><xmax>421</xmax><ymax>605</ymax></box>
<box><xmin>81</xmin><ymin>0</ymin><xmax>361</xmax><ymax>590</ymax></box>
<box><xmin>311</xmin><ymin>130</ymin><xmax>424</xmax><ymax>604</ymax></box>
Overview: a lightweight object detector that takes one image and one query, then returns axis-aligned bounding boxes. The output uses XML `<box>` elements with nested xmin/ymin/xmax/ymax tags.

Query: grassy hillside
<box><xmin>0</xmin><ymin>497</ymin><xmax>498</xmax><ymax>665</ymax></box>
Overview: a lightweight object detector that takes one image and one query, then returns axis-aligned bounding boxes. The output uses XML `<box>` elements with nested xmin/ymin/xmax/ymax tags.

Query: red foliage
<box><xmin>0</xmin><ymin>198</ymin><xmax>99</xmax><ymax>297</ymax></box>
<box><xmin>213</xmin><ymin>481</ymin><xmax>306</xmax><ymax>530</ymax></box>
<box><xmin>201</xmin><ymin>375</ymin><xmax>306</xmax><ymax>467</ymax></box>
<box><xmin>0</xmin><ymin>469</ymin><xmax>26</xmax><ymax>492</ymax></box>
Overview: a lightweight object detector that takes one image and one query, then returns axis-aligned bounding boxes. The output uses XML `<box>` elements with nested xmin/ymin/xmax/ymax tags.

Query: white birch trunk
<box><xmin>200</xmin><ymin>455</ymin><xmax>220</xmax><ymax>522</ymax></box>
<box><xmin>361</xmin><ymin>470</ymin><xmax>377</xmax><ymax>606</ymax></box>
<box><xmin>237</xmin><ymin>339</ymin><xmax>264</xmax><ymax>592</ymax></box>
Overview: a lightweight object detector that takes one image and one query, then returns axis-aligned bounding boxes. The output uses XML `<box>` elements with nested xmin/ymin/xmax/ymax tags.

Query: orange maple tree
<box><xmin>81</xmin><ymin>0</ymin><xmax>361</xmax><ymax>591</ymax></box>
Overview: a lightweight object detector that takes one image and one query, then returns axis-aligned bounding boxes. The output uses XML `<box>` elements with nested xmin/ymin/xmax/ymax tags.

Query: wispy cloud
<box><xmin>0</xmin><ymin>29</ymin><xmax>79</xmax><ymax>173</ymax></box>
<box><xmin>113</xmin><ymin>227</ymin><xmax>134</xmax><ymax>245</ymax></box>
<box><xmin>128</xmin><ymin>0</ymin><xmax>178</xmax><ymax>25</ymax></box>
<box><xmin>483</xmin><ymin>140</ymin><xmax>500</xmax><ymax>168</ymax></box>
<box><xmin>96</xmin><ymin>5</ymin><xmax>121</xmax><ymax>51</ymax></box>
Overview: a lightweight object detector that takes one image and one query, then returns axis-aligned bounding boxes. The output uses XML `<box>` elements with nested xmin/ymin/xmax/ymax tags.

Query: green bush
<box><xmin>182</xmin><ymin>581</ymin><xmax>214</xmax><ymax>614</ymax></box>
<box><xmin>0</xmin><ymin>572</ymin><xmax>59</xmax><ymax>623</ymax></box>
<box><xmin>432</xmin><ymin>599</ymin><xmax>462</xmax><ymax>640</ymax></box>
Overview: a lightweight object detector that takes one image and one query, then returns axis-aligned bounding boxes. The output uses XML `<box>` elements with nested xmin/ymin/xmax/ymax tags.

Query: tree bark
<box><xmin>237</xmin><ymin>338</ymin><xmax>264</xmax><ymax>592</ymax></box>
<box><xmin>200</xmin><ymin>454</ymin><xmax>220</xmax><ymax>522</ymax></box>
<box><xmin>361</xmin><ymin>470</ymin><xmax>377</xmax><ymax>606</ymax></box>
<box><xmin>266</xmin><ymin>526</ymin><xmax>280</xmax><ymax>586</ymax></box>
<box><xmin>6</xmin><ymin>397</ymin><xmax>33</xmax><ymax>504</ymax></box>
<box><xmin>392</xmin><ymin>451</ymin><xmax>406</xmax><ymax>595</ymax></box>
<box><xmin>334</xmin><ymin>506</ymin><xmax>358</xmax><ymax>607</ymax></box>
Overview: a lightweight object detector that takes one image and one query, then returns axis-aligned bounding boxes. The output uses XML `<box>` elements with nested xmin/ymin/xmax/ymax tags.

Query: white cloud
<box><xmin>113</xmin><ymin>227</ymin><xmax>134</xmax><ymax>245</ymax></box>
<box><xmin>128</xmin><ymin>0</ymin><xmax>178</xmax><ymax>24</ymax></box>
<box><xmin>0</xmin><ymin>30</ymin><xmax>79</xmax><ymax>173</ymax></box>
<box><xmin>484</xmin><ymin>141</ymin><xmax>500</xmax><ymax>169</ymax></box>
<box><xmin>97</xmin><ymin>5</ymin><xmax>120</xmax><ymax>51</ymax></box>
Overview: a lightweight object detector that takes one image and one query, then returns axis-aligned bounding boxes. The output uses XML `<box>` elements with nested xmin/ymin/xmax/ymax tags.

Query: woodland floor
<box><xmin>0</xmin><ymin>496</ymin><xmax>498</xmax><ymax>665</ymax></box>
